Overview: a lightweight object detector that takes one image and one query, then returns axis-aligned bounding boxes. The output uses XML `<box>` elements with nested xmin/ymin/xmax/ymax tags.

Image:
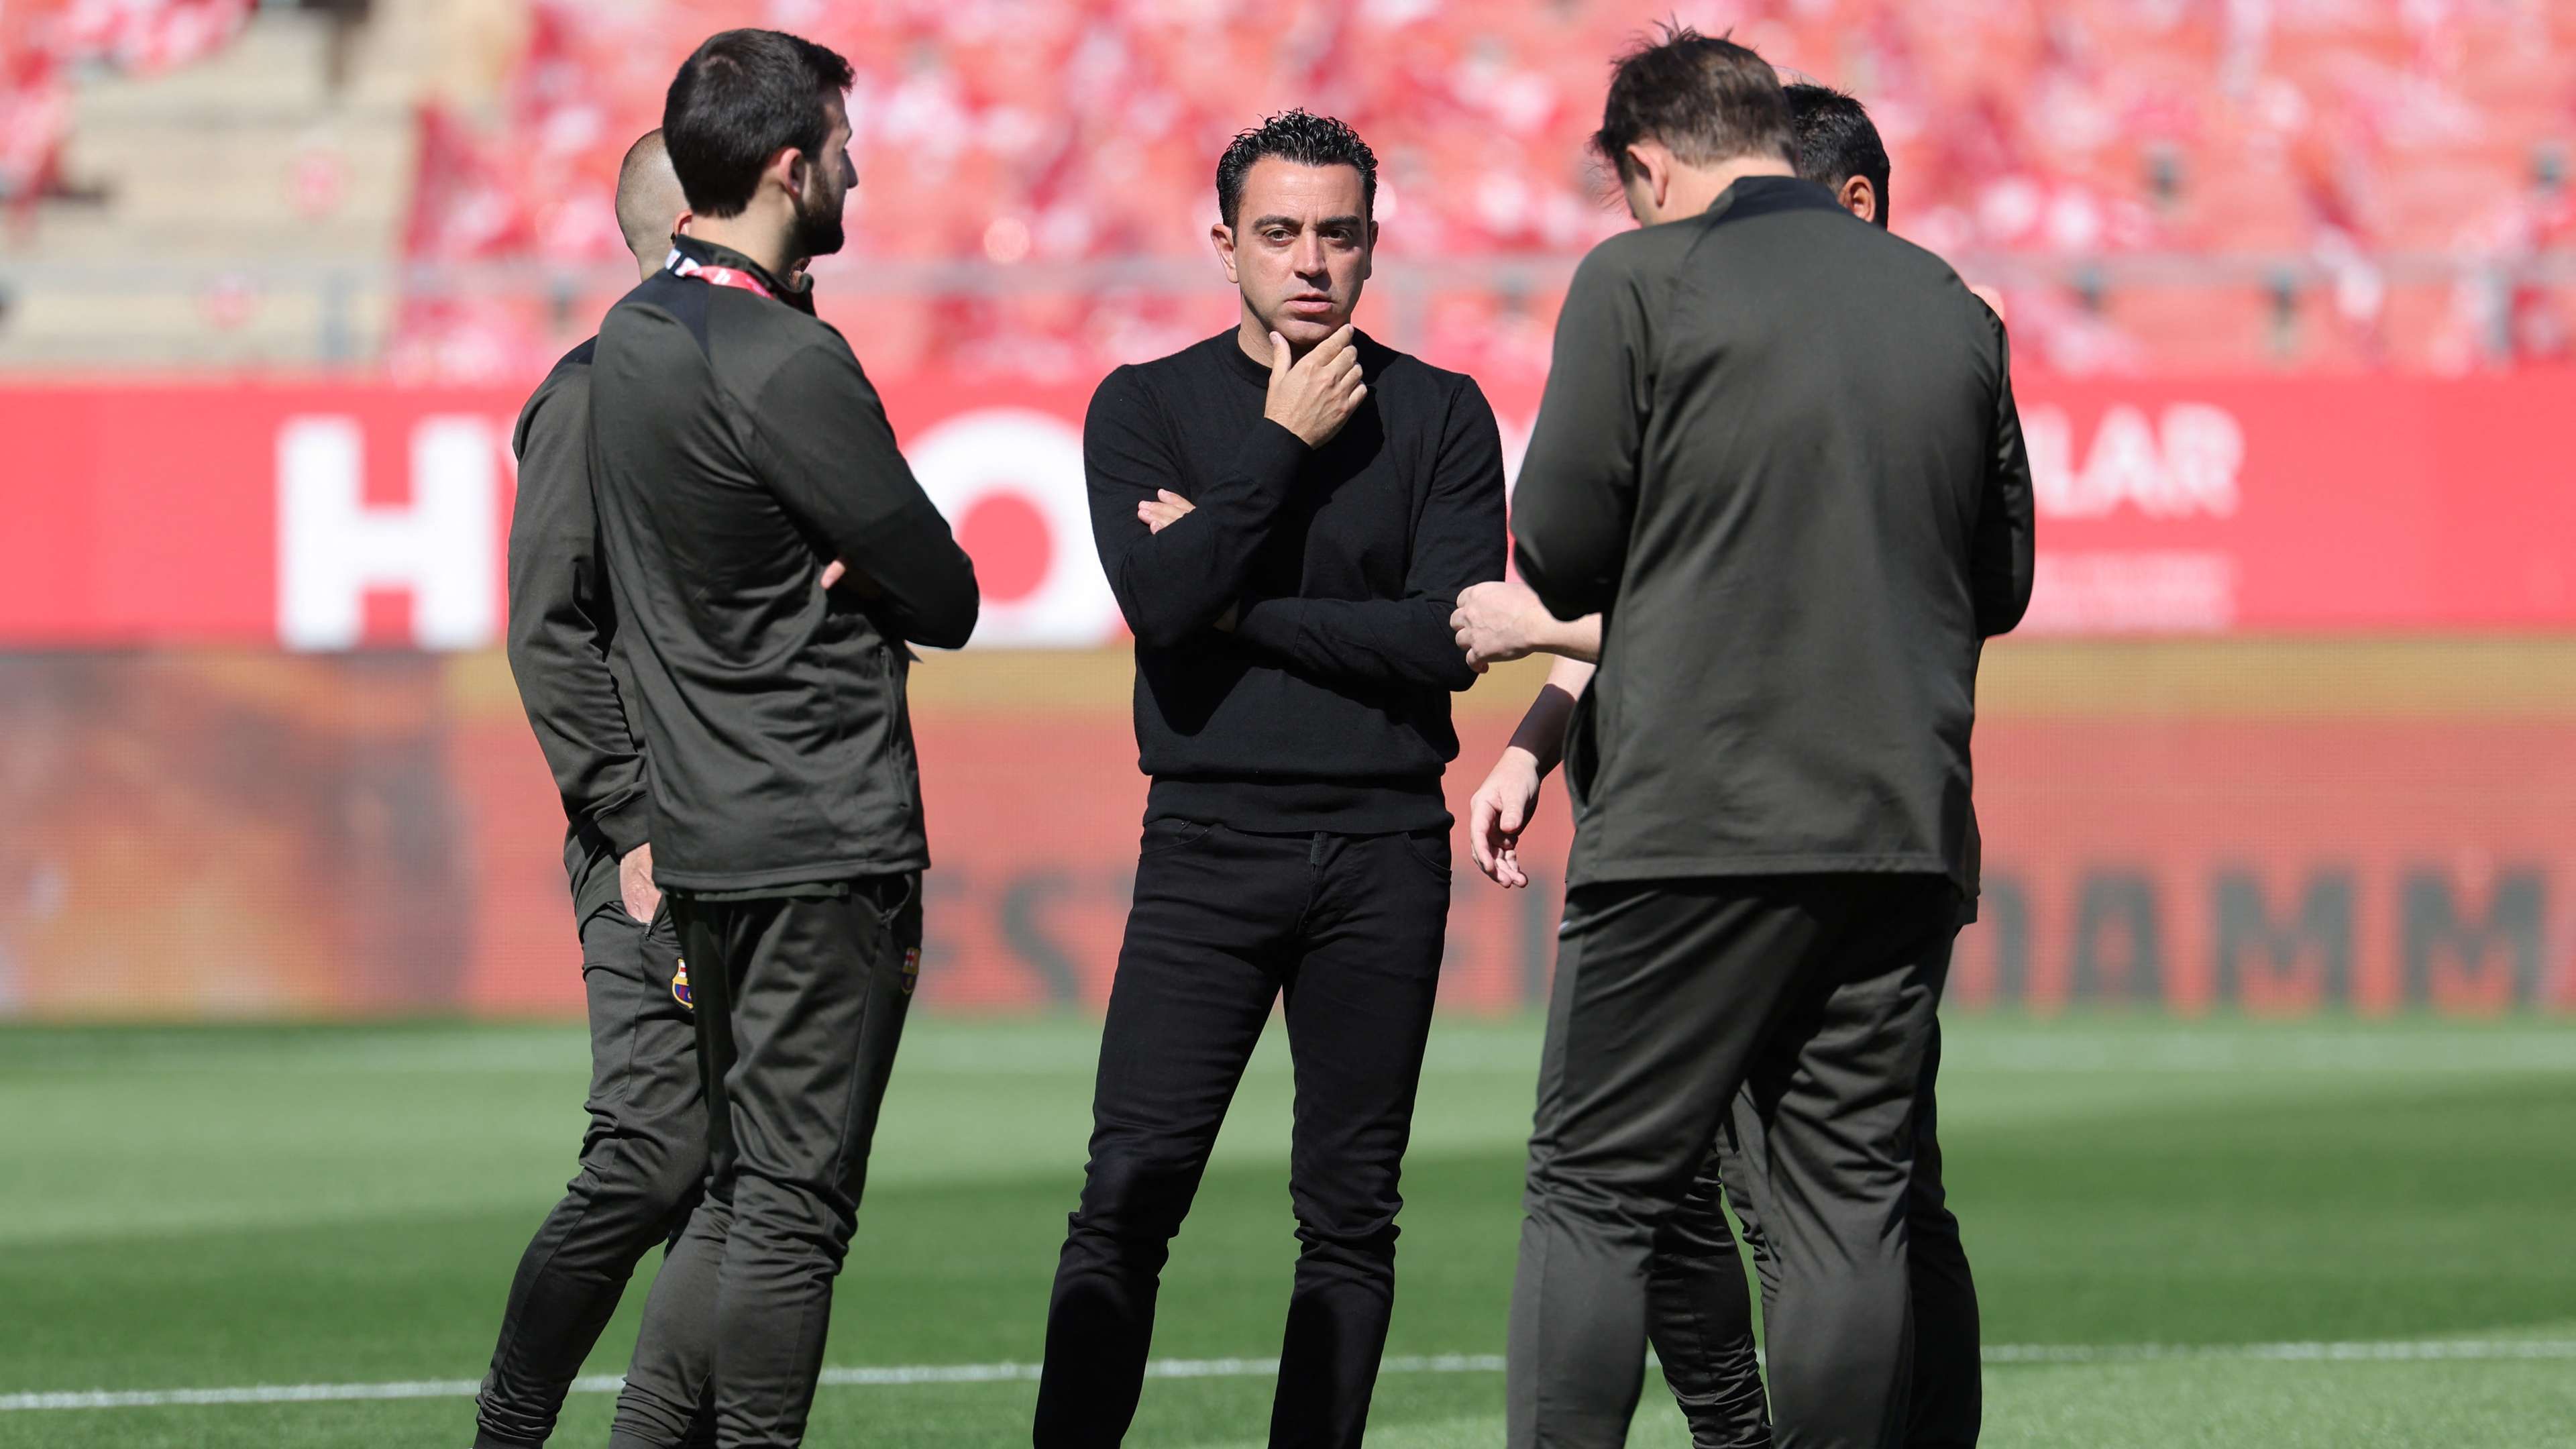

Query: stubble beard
<box><xmin>790</xmin><ymin>180</ymin><xmax>847</xmax><ymax>260</ymax></box>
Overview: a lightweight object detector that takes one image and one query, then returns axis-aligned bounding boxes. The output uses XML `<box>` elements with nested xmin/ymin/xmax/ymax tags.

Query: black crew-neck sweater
<box><xmin>1083</xmin><ymin>329</ymin><xmax>1507</xmax><ymax>833</ymax></box>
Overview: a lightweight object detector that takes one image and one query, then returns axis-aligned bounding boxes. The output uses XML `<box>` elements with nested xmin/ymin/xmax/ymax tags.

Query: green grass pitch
<box><xmin>3</xmin><ymin>1015</ymin><xmax>2573</xmax><ymax>1447</ymax></box>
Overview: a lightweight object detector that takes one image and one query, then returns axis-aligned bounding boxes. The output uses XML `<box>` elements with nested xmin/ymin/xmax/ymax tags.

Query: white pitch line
<box><xmin>4</xmin><ymin>1342</ymin><xmax>2569</xmax><ymax>1412</ymax></box>
<box><xmin>1982</xmin><ymin>1340</ymin><xmax>2576</xmax><ymax>1364</ymax></box>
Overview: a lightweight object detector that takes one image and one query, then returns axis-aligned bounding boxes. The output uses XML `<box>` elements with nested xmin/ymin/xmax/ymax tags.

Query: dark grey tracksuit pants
<box><xmin>1648</xmin><ymin>1020</ymin><xmax>1981</xmax><ymax>1449</ymax></box>
<box><xmin>1509</xmin><ymin>873</ymin><xmax>1956</xmax><ymax>1449</ymax></box>
<box><xmin>476</xmin><ymin>904</ymin><xmax>708</xmax><ymax>1449</ymax></box>
<box><xmin>609</xmin><ymin>876</ymin><xmax>920</xmax><ymax>1449</ymax></box>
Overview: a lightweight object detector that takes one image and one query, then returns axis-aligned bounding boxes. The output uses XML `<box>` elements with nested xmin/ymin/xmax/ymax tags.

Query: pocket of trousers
<box><xmin>858</xmin><ymin>872</ymin><xmax>921</xmax><ymax>933</ymax></box>
<box><xmin>1138</xmin><ymin>817</ymin><xmax>1217</xmax><ymax>858</ymax></box>
<box><xmin>1400</xmin><ymin>825</ymin><xmax>1452</xmax><ymax>879</ymax></box>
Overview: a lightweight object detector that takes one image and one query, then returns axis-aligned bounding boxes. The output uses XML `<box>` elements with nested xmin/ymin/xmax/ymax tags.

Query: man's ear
<box><xmin>1839</xmin><ymin>174</ymin><xmax>1877</xmax><ymax>224</ymax></box>
<box><xmin>1625</xmin><ymin>142</ymin><xmax>1671</xmax><ymax>211</ymax></box>
<box><xmin>767</xmin><ymin>145</ymin><xmax>805</xmax><ymax>205</ymax></box>
<box><xmin>672</xmin><ymin>208</ymin><xmax>694</xmax><ymax>239</ymax></box>
<box><xmin>1210</xmin><ymin>221</ymin><xmax>1240</xmax><ymax>284</ymax></box>
<box><xmin>1360</xmin><ymin>217</ymin><xmax>1379</xmax><ymax>280</ymax></box>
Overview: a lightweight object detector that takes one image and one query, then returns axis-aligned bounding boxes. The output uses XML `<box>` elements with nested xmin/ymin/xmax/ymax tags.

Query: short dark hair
<box><xmin>662</xmin><ymin>29</ymin><xmax>854</xmax><ymax>219</ymax></box>
<box><xmin>1785</xmin><ymin>83</ymin><xmax>1892</xmax><ymax>227</ymax></box>
<box><xmin>1216</xmin><ymin>110</ymin><xmax>1378</xmax><ymax>229</ymax></box>
<box><xmin>1594</xmin><ymin>24</ymin><xmax>1793</xmax><ymax>182</ymax></box>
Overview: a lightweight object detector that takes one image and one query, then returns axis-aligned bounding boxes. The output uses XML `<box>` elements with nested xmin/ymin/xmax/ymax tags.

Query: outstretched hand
<box><xmin>1452</xmin><ymin>580</ymin><xmax>1553</xmax><ymax>672</ymax></box>
<box><xmin>1468</xmin><ymin>748</ymin><xmax>1544</xmax><ymax>888</ymax></box>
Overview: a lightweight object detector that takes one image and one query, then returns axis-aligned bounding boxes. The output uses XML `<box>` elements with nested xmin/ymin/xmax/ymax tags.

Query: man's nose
<box><xmin>1293</xmin><ymin>233</ymin><xmax>1328</xmax><ymax>278</ymax></box>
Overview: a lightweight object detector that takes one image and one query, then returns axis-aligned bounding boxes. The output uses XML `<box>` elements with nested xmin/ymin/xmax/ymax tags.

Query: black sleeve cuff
<box><xmin>1234</xmin><ymin>419</ymin><xmax>1311</xmax><ymax>493</ymax></box>
<box><xmin>1229</xmin><ymin>598</ymin><xmax>1295</xmax><ymax>651</ymax></box>
<box><xmin>590</xmin><ymin>790</ymin><xmax>653</xmax><ymax>859</ymax></box>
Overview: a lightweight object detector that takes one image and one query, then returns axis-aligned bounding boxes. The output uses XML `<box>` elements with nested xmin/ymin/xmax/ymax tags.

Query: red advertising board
<box><xmin>2</xmin><ymin>372</ymin><xmax>2573</xmax><ymax>647</ymax></box>
<box><xmin>0</xmin><ymin>651</ymin><xmax>2569</xmax><ymax>1020</ymax></box>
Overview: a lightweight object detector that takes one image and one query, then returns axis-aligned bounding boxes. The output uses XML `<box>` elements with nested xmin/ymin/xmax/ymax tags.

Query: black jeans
<box><xmin>475</xmin><ymin>902</ymin><xmax>706</xmax><ymax>1449</ymax></box>
<box><xmin>1034</xmin><ymin>819</ymin><xmax>1452</xmax><ymax>1449</ymax></box>
<box><xmin>610</xmin><ymin>877</ymin><xmax>919</xmax><ymax>1449</ymax></box>
<box><xmin>1648</xmin><ymin>1018</ymin><xmax>1980</xmax><ymax>1449</ymax></box>
<box><xmin>1509</xmin><ymin>875</ymin><xmax>1956</xmax><ymax>1449</ymax></box>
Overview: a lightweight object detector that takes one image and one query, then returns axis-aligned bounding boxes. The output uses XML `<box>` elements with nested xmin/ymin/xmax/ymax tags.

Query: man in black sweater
<box><xmin>1034</xmin><ymin>111</ymin><xmax>1507</xmax><ymax>1448</ymax></box>
<box><xmin>1454</xmin><ymin>84</ymin><xmax>1989</xmax><ymax>1449</ymax></box>
<box><xmin>480</xmin><ymin>128</ymin><xmax>714</xmax><ymax>1449</ymax></box>
<box><xmin>1501</xmin><ymin>32</ymin><xmax>2033</xmax><ymax>1449</ymax></box>
<box><xmin>584</xmin><ymin>30</ymin><xmax>979</xmax><ymax>1449</ymax></box>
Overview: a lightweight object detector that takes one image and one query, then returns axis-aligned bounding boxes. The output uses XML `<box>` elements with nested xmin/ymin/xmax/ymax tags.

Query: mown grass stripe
<box><xmin>7</xmin><ymin>1342</ymin><xmax>2572</xmax><ymax>1411</ymax></box>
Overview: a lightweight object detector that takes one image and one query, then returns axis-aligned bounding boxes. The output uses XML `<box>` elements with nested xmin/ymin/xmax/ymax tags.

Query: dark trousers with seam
<box><xmin>1648</xmin><ymin>1017</ymin><xmax>1981</xmax><ymax>1449</ymax></box>
<box><xmin>1508</xmin><ymin>873</ymin><xmax>1956</xmax><ymax>1449</ymax></box>
<box><xmin>610</xmin><ymin>876</ymin><xmax>919</xmax><ymax>1449</ymax></box>
<box><xmin>475</xmin><ymin>904</ymin><xmax>708</xmax><ymax>1449</ymax></box>
<box><xmin>1034</xmin><ymin>818</ymin><xmax>1452</xmax><ymax>1449</ymax></box>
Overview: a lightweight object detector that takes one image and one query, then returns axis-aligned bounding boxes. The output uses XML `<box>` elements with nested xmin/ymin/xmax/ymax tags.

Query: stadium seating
<box><xmin>7</xmin><ymin>1</ymin><xmax>2573</xmax><ymax>379</ymax></box>
<box><xmin>379</xmin><ymin>0</ymin><xmax>2575</xmax><ymax>382</ymax></box>
<box><xmin>0</xmin><ymin>0</ymin><xmax>255</xmax><ymax>213</ymax></box>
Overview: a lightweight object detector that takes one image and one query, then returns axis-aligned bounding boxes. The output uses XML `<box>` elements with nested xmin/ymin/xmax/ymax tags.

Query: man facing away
<box><xmin>585</xmin><ymin>29</ymin><xmax>980</xmax><ymax>1449</ymax></box>
<box><xmin>1453</xmin><ymin>83</ymin><xmax>1987</xmax><ymax>1449</ymax></box>
<box><xmin>1034</xmin><ymin>110</ymin><xmax>1508</xmax><ymax>1448</ymax></box>
<box><xmin>1500</xmin><ymin>30</ymin><xmax>2032</xmax><ymax>1449</ymax></box>
<box><xmin>480</xmin><ymin>128</ymin><xmax>715</xmax><ymax>1449</ymax></box>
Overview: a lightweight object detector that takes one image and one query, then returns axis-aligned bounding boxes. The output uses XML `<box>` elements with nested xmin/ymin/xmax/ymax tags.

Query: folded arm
<box><xmin>1232</xmin><ymin>378</ymin><xmax>1509</xmax><ymax>692</ymax></box>
<box><xmin>751</xmin><ymin>343</ymin><xmax>981</xmax><ymax>649</ymax></box>
<box><xmin>1085</xmin><ymin>367</ymin><xmax>1306</xmax><ymax>649</ymax></box>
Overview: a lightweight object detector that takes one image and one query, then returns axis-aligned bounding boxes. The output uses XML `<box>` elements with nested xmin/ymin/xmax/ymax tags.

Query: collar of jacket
<box><xmin>666</xmin><ymin>234</ymin><xmax>818</xmax><ymax>316</ymax></box>
<box><xmin>1700</xmin><ymin>173</ymin><xmax>1844</xmax><ymax>227</ymax></box>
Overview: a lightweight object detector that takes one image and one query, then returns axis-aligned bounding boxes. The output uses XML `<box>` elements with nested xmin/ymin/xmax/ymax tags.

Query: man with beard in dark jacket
<box><xmin>584</xmin><ymin>30</ymin><xmax>979</xmax><ymax>1449</ymax></box>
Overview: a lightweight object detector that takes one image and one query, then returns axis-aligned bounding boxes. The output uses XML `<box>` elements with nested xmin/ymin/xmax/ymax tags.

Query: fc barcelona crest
<box><xmin>901</xmin><ymin>947</ymin><xmax>920</xmax><ymax>996</ymax></box>
<box><xmin>672</xmin><ymin>957</ymin><xmax>692</xmax><ymax>1010</ymax></box>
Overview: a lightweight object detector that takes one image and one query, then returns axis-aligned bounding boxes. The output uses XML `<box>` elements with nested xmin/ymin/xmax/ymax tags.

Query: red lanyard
<box><xmin>669</xmin><ymin>252</ymin><xmax>775</xmax><ymax>301</ymax></box>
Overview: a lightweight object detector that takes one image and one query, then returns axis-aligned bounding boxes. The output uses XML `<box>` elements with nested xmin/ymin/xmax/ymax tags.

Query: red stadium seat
<box><xmin>374</xmin><ymin>0</ymin><xmax>2576</xmax><ymax>380</ymax></box>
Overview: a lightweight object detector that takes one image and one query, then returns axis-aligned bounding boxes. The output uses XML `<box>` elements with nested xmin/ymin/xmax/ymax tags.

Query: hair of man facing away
<box><xmin>1784</xmin><ymin>82</ymin><xmax>1892</xmax><ymax>227</ymax></box>
<box><xmin>1215</xmin><ymin>109</ymin><xmax>1379</xmax><ymax>228</ymax></box>
<box><xmin>613</xmin><ymin>129</ymin><xmax>686</xmax><ymax>262</ymax></box>
<box><xmin>1593</xmin><ymin>23</ymin><xmax>1794</xmax><ymax>182</ymax></box>
<box><xmin>661</xmin><ymin>28</ymin><xmax>854</xmax><ymax>219</ymax></box>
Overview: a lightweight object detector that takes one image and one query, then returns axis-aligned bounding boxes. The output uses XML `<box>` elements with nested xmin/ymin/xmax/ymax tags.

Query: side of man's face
<box><xmin>1212</xmin><ymin>157</ymin><xmax>1375</xmax><ymax>348</ymax></box>
<box><xmin>789</xmin><ymin>89</ymin><xmax>857</xmax><ymax>259</ymax></box>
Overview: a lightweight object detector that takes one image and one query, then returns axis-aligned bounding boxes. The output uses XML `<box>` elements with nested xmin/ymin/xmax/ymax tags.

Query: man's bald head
<box><xmin>615</xmin><ymin>129</ymin><xmax>690</xmax><ymax>278</ymax></box>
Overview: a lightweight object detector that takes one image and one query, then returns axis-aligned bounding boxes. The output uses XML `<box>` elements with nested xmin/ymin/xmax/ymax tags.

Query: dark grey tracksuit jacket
<box><xmin>1514</xmin><ymin>174</ymin><xmax>2035</xmax><ymax>900</ymax></box>
<box><xmin>580</xmin><ymin>236</ymin><xmax>979</xmax><ymax>1449</ymax></box>
<box><xmin>1503</xmin><ymin>175</ymin><xmax>2037</xmax><ymax>1449</ymax></box>
<box><xmin>586</xmin><ymin>237</ymin><xmax>979</xmax><ymax>893</ymax></box>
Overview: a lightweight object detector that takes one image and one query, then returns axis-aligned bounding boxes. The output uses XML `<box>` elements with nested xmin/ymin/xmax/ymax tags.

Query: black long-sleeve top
<box><xmin>1513</xmin><ymin>176</ymin><xmax>2036</xmax><ymax>896</ymax></box>
<box><xmin>504</xmin><ymin>340</ymin><xmax>645</xmax><ymax>925</ymax></box>
<box><xmin>1085</xmin><ymin>329</ymin><xmax>1507</xmax><ymax>833</ymax></box>
<box><xmin>586</xmin><ymin>237</ymin><xmax>980</xmax><ymax>892</ymax></box>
